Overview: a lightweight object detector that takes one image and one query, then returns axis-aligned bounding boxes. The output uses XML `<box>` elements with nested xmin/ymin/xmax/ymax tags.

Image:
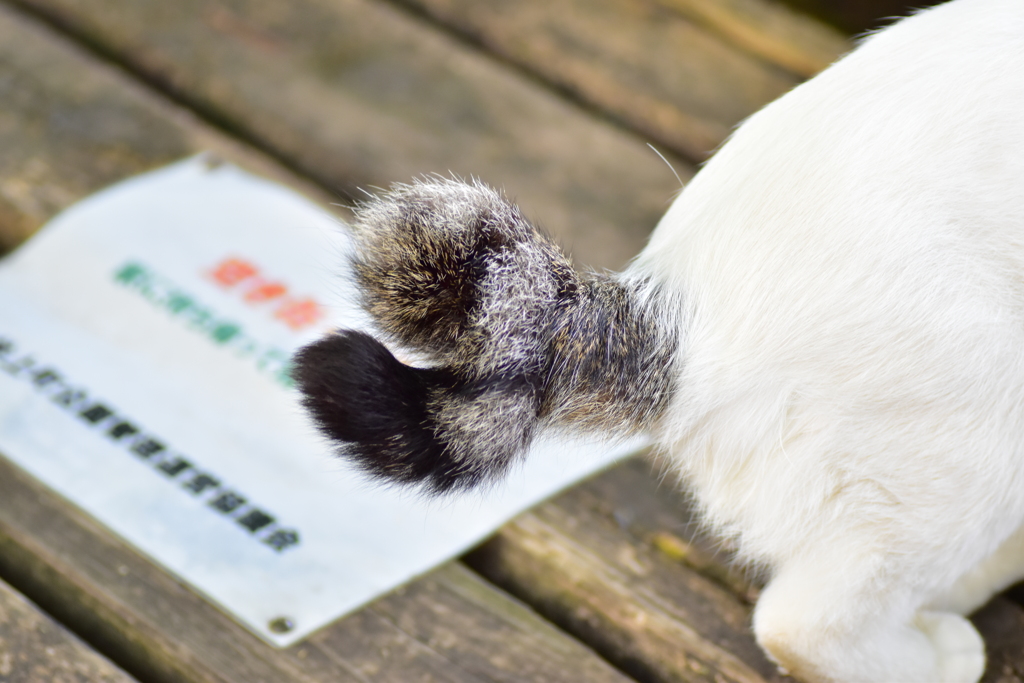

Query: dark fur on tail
<box><xmin>293</xmin><ymin>178</ymin><xmax>676</xmax><ymax>493</ymax></box>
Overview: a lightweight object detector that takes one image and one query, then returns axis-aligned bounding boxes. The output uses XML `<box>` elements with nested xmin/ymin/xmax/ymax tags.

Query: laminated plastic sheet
<box><xmin>0</xmin><ymin>158</ymin><xmax>643</xmax><ymax>645</ymax></box>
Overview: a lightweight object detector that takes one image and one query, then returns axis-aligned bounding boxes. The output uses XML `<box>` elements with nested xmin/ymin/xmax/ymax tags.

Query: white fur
<box><xmin>626</xmin><ymin>1</ymin><xmax>1024</xmax><ymax>680</ymax></box>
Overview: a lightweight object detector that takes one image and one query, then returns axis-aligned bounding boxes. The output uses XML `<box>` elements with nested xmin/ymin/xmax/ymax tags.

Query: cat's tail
<box><xmin>291</xmin><ymin>178</ymin><xmax>676</xmax><ymax>493</ymax></box>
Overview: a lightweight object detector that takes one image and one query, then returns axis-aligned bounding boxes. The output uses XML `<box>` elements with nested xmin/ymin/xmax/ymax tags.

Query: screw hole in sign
<box><xmin>207</xmin><ymin>257</ymin><xmax>325</xmax><ymax>332</ymax></box>
<box><xmin>268</xmin><ymin>616</ymin><xmax>295</xmax><ymax>634</ymax></box>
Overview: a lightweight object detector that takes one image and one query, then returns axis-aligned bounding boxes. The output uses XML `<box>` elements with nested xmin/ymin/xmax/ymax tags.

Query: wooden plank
<box><xmin>0</xmin><ymin>574</ymin><xmax>138</xmax><ymax>683</ymax></box>
<box><xmin>0</xmin><ymin>1</ymin><xmax>325</xmax><ymax>254</ymax></box>
<box><xmin>0</xmin><ymin>437</ymin><xmax>633</xmax><ymax>683</ymax></box>
<box><xmin>0</xmin><ymin>454</ymin><xmax>339</xmax><ymax>683</ymax></box>
<box><xmin>470</xmin><ymin>456</ymin><xmax>1024</xmax><ymax>683</ymax></box>
<box><xmin>653</xmin><ymin>0</ymin><xmax>849</xmax><ymax>77</ymax></box>
<box><xmin>11</xmin><ymin>0</ymin><xmax>691</xmax><ymax>269</ymax></box>
<box><xmin>0</xmin><ymin>6</ymin><xmax>640</xmax><ymax>683</ymax></box>
<box><xmin>467</xmin><ymin>458</ymin><xmax>784</xmax><ymax>683</ymax></box>
<box><xmin>582</xmin><ymin>458</ymin><xmax>1024</xmax><ymax>682</ymax></box>
<box><xmin>293</xmin><ymin>562</ymin><xmax>632</xmax><ymax>683</ymax></box>
<box><xmin>974</xmin><ymin>598</ymin><xmax>1024</xmax><ymax>683</ymax></box>
<box><xmin>384</xmin><ymin>0</ymin><xmax>846</xmax><ymax>160</ymax></box>
<box><xmin>466</xmin><ymin>517</ymin><xmax>776</xmax><ymax>683</ymax></box>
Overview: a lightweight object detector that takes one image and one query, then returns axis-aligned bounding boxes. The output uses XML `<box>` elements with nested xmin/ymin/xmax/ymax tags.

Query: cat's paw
<box><xmin>916</xmin><ymin>611</ymin><xmax>985</xmax><ymax>683</ymax></box>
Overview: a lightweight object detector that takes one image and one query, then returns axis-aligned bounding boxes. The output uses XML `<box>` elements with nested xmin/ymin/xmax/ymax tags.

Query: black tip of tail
<box><xmin>292</xmin><ymin>179</ymin><xmax>675</xmax><ymax>496</ymax></box>
<box><xmin>291</xmin><ymin>331</ymin><xmax>487</xmax><ymax>494</ymax></box>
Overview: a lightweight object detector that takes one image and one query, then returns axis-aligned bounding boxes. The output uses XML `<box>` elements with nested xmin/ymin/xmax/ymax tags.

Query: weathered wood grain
<box><xmin>0</xmin><ymin>6</ymin><xmax>641</xmax><ymax>683</ymax></box>
<box><xmin>0</xmin><ymin>1</ymin><xmax>331</xmax><ymax>254</ymax></box>
<box><xmin>365</xmin><ymin>563</ymin><xmax>631</xmax><ymax>683</ymax></box>
<box><xmin>654</xmin><ymin>0</ymin><xmax>849</xmax><ymax>77</ymax></box>
<box><xmin>467</xmin><ymin>516</ymin><xmax>777</xmax><ymax>683</ymax></box>
<box><xmin>0</xmin><ymin>7</ymin><xmax>187</xmax><ymax>253</ymax></box>
<box><xmin>467</xmin><ymin>459</ymin><xmax>785</xmax><ymax>683</ymax></box>
<box><xmin>0</xmin><ymin>458</ymin><xmax>325</xmax><ymax>683</ymax></box>
<box><xmin>0</xmin><ymin>575</ymin><xmax>138</xmax><ymax>683</ymax></box>
<box><xmin>284</xmin><ymin>561</ymin><xmax>635</xmax><ymax>683</ymax></box>
<box><xmin>0</xmin><ymin>449</ymin><xmax>635</xmax><ymax>683</ymax></box>
<box><xmin>974</xmin><ymin>598</ymin><xmax>1024</xmax><ymax>683</ymax></box>
<box><xmin>12</xmin><ymin>0</ymin><xmax>690</xmax><ymax>269</ymax></box>
<box><xmin>389</xmin><ymin>0</ymin><xmax>846</xmax><ymax>161</ymax></box>
<box><xmin>471</xmin><ymin>456</ymin><xmax>1024</xmax><ymax>683</ymax></box>
<box><xmin>578</xmin><ymin>458</ymin><xmax>1024</xmax><ymax>682</ymax></box>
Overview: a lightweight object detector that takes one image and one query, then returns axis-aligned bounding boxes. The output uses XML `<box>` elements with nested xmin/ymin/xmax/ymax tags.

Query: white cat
<box><xmin>292</xmin><ymin>1</ymin><xmax>1024</xmax><ymax>680</ymax></box>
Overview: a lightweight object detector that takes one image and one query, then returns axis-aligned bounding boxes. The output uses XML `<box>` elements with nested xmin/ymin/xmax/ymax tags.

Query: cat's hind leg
<box><xmin>753</xmin><ymin>550</ymin><xmax>986</xmax><ymax>683</ymax></box>
<box><xmin>928</xmin><ymin>522</ymin><xmax>1024</xmax><ymax>616</ymax></box>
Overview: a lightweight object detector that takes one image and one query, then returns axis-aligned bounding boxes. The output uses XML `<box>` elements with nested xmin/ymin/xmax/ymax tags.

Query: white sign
<box><xmin>0</xmin><ymin>157</ymin><xmax>643</xmax><ymax>646</ymax></box>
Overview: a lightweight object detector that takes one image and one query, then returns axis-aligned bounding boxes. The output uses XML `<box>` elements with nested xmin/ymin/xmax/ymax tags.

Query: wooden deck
<box><xmin>0</xmin><ymin>0</ymin><xmax>1021</xmax><ymax>681</ymax></box>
